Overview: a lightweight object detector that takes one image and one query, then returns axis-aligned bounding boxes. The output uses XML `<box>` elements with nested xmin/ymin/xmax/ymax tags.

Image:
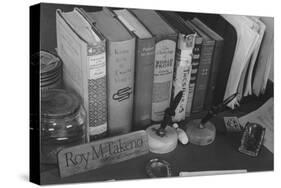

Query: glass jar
<box><xmin>31</xmin><ymin>50</ymin><xmax>63</xmax><ymax>97</ymax></box>
<box><xmin>41</xmin><ymin>89</ymin><xmax>86</xmax><ymax>164</ymax></box>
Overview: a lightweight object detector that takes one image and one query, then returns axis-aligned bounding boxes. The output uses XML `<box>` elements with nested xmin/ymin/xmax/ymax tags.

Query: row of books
<box><xmin>56</xmin><ymin>7</ymin><xmax>273</xmax><ymax>142</ymax></box>
<box><xmin>180</xmin><ymin>13</ymin><xmax>273</xmax><ymax>108</ymax></box>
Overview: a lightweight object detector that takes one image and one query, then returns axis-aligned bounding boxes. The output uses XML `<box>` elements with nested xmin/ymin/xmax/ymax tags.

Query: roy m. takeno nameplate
<box><xmin>58</xmin><ymin>130</ymin><xmax>149</xmax><ymax>178</ymax></box>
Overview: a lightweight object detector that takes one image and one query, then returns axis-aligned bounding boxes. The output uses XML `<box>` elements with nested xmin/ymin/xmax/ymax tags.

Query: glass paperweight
<box><xmin>146</xmin><ymin>158</ymin><xmax>172</xmax><ymax>178</ymax></box>
<box><xmin>238</xmin><ymin>122</ymin><xmax>265</xmax><ymax>157</ymax></box>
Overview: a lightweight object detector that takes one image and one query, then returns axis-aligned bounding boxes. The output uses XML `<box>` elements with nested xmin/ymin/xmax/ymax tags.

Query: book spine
<box><xmin>107</xmin><ymin>39</ymin><xmax>135</xmax><ymax>135</ymax></box>
<box><xmin>204</xmin><ymin>40</ymin><xmax>224</xmax><ymax>109</ymax></box>
<box><xmin>87</xmin><ymin>42</ymin><xmax>108</xmax><ymax>141</ymax></box>
<box><xmin>133</xmin><ymin>38</ymin><xmax>155</xmax><ymax>130</ymax></box>
<box><xmin>185</xmin><ymin>37</ymin><xmax>203</xmax><ymax>117</ymax></box>
<box><xmin>191</xmin><ymin>40</ymin><xmax>215</xmax><ymax>113</ymax></box>
<box><xmin>172</xmin><ymin>33</ymin><xmax>195</xmax><ymax>122</ymax></box>
<box><xmin>152</xmin><ymin>36</ymin><xmax>177</xmax><ymax>122</ymax></box>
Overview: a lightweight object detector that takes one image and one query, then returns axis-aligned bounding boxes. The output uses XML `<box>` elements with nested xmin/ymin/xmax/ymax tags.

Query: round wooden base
<box><xmin>185</xmin><ymin>119</ymin><xmax>216</xmax><ymax>146</ymax></box>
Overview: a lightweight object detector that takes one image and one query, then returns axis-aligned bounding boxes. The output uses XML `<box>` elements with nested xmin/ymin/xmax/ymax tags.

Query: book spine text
<box><xmin>172</xmin><ymin>33</ymin><xmax>195</xmax><ymax>122</ymax></box>
<box><xmin>152</xmin><ymin>39</ymin><xmax>176</xmax><ymax>122</ymax></box>
<box><xmin>107</xmin><ymin>39</ymin><xmax>135</xmax><ymax>135</ymax></box>
<box><xmin>191</xmin><ymin>40</ymin><xmax>215</xmax><ymax>113</ymax></box>
<box><xmin>185</xmin><ymin>37</ymin><xmax>203</xmax><ymax>117</ymax></box>
<box><xmin>87</xmin><ymin>43</ymin><xmax>107</xmax><ymax>140</ymax></box>
<box><xmin>133</xmin><ymin>38</ymin><xmax>155</xmax><ymax>129</ymax></box>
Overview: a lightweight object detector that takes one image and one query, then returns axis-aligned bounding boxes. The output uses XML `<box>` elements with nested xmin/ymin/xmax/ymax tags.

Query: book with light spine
<box><xmin>56</xmin><ymin>8</ymin><xmax>107</xmax><ymax>142</ymax></box>
<box><xmin>81</xmin><ymin>8</ymin><xmax>136</xmax><ymax>136</ymax></box>
<box><xmin>131</xmin><ymin>9</ymin><xmax>177</xmax><ymax>122</ymax></box>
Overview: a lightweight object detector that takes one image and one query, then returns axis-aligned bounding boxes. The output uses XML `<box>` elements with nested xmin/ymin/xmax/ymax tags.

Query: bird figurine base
<box><xmin>185</xmin><ymin>119</ymin><xmax>216</xmax><ymax>146</ymax></box>
<box><xmin>146</xmin><ymin>124</ymin><xmax>178</xmax><ymax>154</ymax></box>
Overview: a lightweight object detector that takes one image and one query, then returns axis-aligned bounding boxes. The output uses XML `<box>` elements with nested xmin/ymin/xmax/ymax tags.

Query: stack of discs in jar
<box><xmin>39</xmin><ymin>50</ymin><xmax>62</xmax><ymax>95</ymax></box>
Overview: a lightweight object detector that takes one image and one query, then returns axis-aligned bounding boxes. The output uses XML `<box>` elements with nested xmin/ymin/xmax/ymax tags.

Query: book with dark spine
<box><xmin>191</xmin><ymin>14</ymin><xmax>238</xmax><ymax>105</ymax></box>
<box><xmin>112</xmin><ymin>8</ymin><xmax>155</xmax><ymax>130</ymax></box>
<box><xmin>185</xmin><ymin>20</ymin><xmax>215</xmax><ymax>113</ymax></box>
<box><xmin>191</xmin><ymin>18</ymin><xmax>224</xmax><ymax>110</ymax></box>
<box><xmin>131</xmin><ymin>9</ymin><xmax>177</xmax><ymax>122</ymax></box>
<box><xmin>158</xmin><ymin>11</ymin><xmax>196</xmax><ymax>122</ymax></box>
<box><xmin>81</xmin><ymin>8</ymin><xmax>136</xmax><ymax>136</ymax></box>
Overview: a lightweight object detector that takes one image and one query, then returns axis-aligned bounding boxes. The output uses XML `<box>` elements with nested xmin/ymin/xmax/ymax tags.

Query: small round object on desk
<box><xmin>146</xmin><ymin>124</ymin><xmax>178</xmax><ymax>154</ymax></box>
<box><xmin>41</xmin><ymin>89</ymin><xmax>86</xmax><ymax>164</ymax></box>
<box><xmin>185</xmin><ymin>119</ymin><xmax>216</xmax><ymax>146</ymax></box>
<box><xmin>146</xmin><ymin>158</ymin><xmax>172</xmax><ymax>178</ymax></box>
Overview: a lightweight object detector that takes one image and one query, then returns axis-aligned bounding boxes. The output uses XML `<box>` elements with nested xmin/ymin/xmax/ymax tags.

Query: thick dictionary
<box><xmin>56</xmin><ymin>9</ymin><xmax>107</xmax><ymax>142</ymax></box>
<box><xmin>191</xmin><ymin>18</ymin><xmax>224</xmax><ymax>110</ymax></box>
<box><xmin>131</xmin><ymin>9</ymin><xmax>177</xmax><ymax>122</ymax></box>
<box><xmin>158</xmin><ymin>11</ymin><xmax>196</xmax><ymax>122</ymax></box>
<box><xmin>82</xmin><ymin>8</ymin><xmax>135</xmax><ymax>136</ymax></box>
<box><xmin>113</xmin><ymin>9</ymin><xmax>155</xmax><ymax>130</ymax></box>
<box><xmin>185</xmin><ymin>20</ymin><xmax>215</xmax><ymax>113</ymax></box>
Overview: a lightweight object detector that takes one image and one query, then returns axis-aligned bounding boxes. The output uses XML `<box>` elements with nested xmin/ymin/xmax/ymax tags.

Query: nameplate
<box><xmin>58</xmin><ymin>130</ymin><xmax>149</xmax><ymax>178</ymax></box>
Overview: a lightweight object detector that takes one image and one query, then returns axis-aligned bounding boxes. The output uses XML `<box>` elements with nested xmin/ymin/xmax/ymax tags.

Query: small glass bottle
<box><xmin>41</xmin><ymin>89</ymin><xmax>86</xmax><ymax>164</ymax></box>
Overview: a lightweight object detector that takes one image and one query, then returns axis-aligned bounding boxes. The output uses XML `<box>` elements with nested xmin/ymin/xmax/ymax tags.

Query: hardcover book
<box><xmin>191</xmin><ymin>18</ymin><xmax>224</xmax><ymax>110</ymax></box>
<box><xmin>131</xmin><ymin>9</ymin><xmax>177</xmax><ymax>122</ymax></box>
<box><xmin>81</xmin><ymin>8</ymin><xmax>136</xmax><ymax>135</ymax></box>
<box><xmin>185</xmin><ymin>20</ymin><xmax>216</xmax><ymax>113</ymax></box>
<box><xmin>56</xmin><ymin>8</ymin><xmax>107</xmax><ymax>141</ymax></box>
<box><xmin>158</xmin><ymin>11</ymin><xmax>196</xmax><ymax>122</ymax></box>
<box><xmin>185</xmin><ymin>35</ymin><xmax>203</xmax><ymax>117</ymax></box>
<box><xmin>191</xmin><ymin>14</ymin><xmax>238</xmax><ymax>105</ymax></box>
<box><xmin>113</xmin><ymin>8</ymin><xmax>155</xmax><ymax>130</ymax></box>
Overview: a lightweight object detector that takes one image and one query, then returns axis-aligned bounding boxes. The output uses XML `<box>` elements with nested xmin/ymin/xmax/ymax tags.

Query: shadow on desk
<box><xmin>40</xmin><ymin>130</ymin><xmax>273</xmax><ymax>185</ymax></box>
<box><xmin>40</xmin><ymin>82</ymin><xmax>274</xmax><ymax>185</ymax></box>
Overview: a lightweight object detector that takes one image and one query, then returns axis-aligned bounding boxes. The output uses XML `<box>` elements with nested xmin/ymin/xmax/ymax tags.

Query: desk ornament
<box><xmin>146</xmin><ymin>91</ymin><xmax>186</xmax><ymax>154</ymax></box>
<box><xmin>185</xmin><ymin>93</ymin><xmax>238</xmax><ymax>146</ymax></box>
<box><xmin>146</xmin><ymin>158</ymin><xmax>172</xmax><ymax>178</ymax></box>
<box><xmin>238</xmin><ymin>122</ymin><xmax>265</xmax><ymax>157</ymax></box>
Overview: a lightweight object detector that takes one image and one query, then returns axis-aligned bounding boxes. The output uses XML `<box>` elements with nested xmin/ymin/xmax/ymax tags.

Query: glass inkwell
<box><xmin>41</xmin><ymin>89</ymin><xmax>86</xmax><ymax>164</ymax></box>
<box><xmin>185</xmin><ymin>93</ymin><xmax>238</xmax><ymax>146</ymax></box>
<box><xmin>239</xmin><ymin>122</ymin><xmax>265</xmax><ymax>157</ymax></box>
<box><xmin>146</xmin><ymin>91</ymin><xmax>183</xmax><ymax>154</ymax></box>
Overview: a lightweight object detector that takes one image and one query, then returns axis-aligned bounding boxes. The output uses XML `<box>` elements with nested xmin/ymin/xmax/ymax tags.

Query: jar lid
<box><xmin>39</xmin><ymin>51</ymin><xmax>62</xmax><ymax>75</ymax></box>
<box><xmin>30</xmin><ymin>50</ymin><xmax>62</xmax><ymax>78</ymax></box>
<box><xmin>41</xmin><ymin>89</ymin><xmax>80</xmax><ymax>119</ymax></box>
